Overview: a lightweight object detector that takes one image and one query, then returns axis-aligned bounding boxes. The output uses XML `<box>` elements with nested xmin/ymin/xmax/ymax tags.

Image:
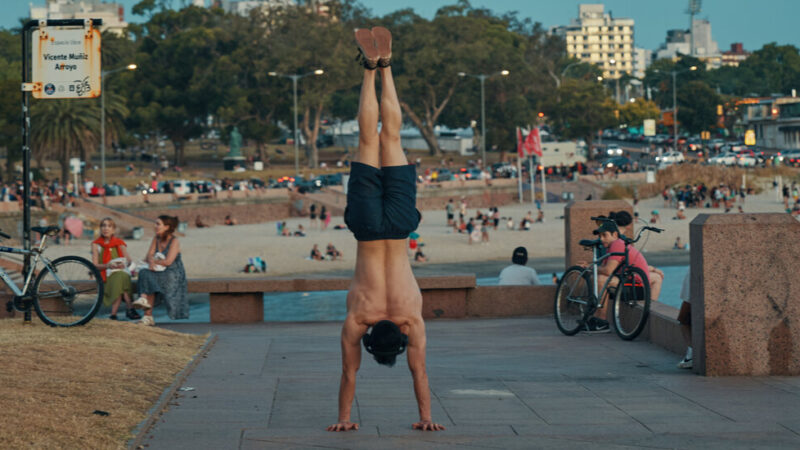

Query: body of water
<box><xmin>148</xmin><ymin>265</ymin><xmax>689</xmax><ymax>324</ymax></box>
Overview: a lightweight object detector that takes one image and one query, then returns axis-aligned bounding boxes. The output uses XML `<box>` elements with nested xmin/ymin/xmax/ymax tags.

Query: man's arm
<box><xmin>327</xmin><ymin>315</ymin><xmax>365</xmax><ymax>432</ymax></box>
<box><xmin>598</xmin><ymin>258</ymin><xmax>619</xmax><ymax>276</ymax></box>
<box><xmin>406</xmin><ymin>319</ymin><xmax>445</xmax><ymax>431</ymax></box>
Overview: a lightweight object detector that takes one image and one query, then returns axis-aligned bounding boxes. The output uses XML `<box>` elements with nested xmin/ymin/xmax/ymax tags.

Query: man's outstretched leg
<box><xmin>343</xmin><ymin>30</ymin><xmax>385</xmax><ymax>243</ymax></box>
<box><xmin>374</xmin><ymin>26</ymin><xmax>443</xmax><ymax>432</ymax></box>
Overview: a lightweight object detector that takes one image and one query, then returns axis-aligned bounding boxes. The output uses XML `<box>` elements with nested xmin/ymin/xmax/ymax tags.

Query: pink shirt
<box><xmin>605</xmin><ymin>238</ymin><xmax>649</xmax><ymax>275</ymax></box>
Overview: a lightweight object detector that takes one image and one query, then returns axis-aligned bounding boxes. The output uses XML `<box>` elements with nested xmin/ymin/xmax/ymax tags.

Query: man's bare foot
<box><xmin>371</xmin><ymin>26</ymin><xmax>392</xmax><ymax>67</ymax></box>
<box><xmin>354</xmin><ymin>28</ymin><xmax>378</xmax><ymax>69</ymax></box>
<box><xmin>327</xmin><ymin>421</ymin><xmax>359</xmax><ymax>432</ymax></box>
<box><xmin>412</xmin><ymin>420</ymin><xmax>446</xmax><ymax>431</ymax></box>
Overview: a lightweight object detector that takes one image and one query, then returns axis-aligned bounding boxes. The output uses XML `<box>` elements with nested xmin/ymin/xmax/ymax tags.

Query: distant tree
<box><xmin>31</xmin><ymin>100</ymin><xmax>100</xmax><ymax>183</ymax></box>
<box><xmin>388</xmin><ymin>6</ymin><xmax>522</xmax><ymax>156</ymax></box>
<box><xmin>676</xmin><ymin>81</ymin><xmax>720</xmax><ymax>134</ymax></box>
<box><xmin>737</xmin><ymin>43</ymin><xmax>800</xmax><ymax>96</ymax></box>
<box><xmin>618</xmin><ymin>99</ymin><xmax>660</xmax><ymax>128</ymax></box>
<box><xmin>0</xmin><ymin>29</ymin><xmax>22</xmax><ymax>180</ymax></box>
<box><xmin>544</xmin><ymin>79</ymin><xmax>615</xmax><ymax>150</ymax></box>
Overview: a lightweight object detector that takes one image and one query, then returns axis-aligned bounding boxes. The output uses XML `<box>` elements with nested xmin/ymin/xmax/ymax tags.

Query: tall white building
<box><xmin>632</xmin><ymin>47</ymin><xmax>651</xmax><ymax>79</ymax></box>
<box><xmin>655</xmin><ymin>19</ymin><xmax>721</xmax><ymax>69</ymax></box>
<box><xmin>553</xmin><ymin>4</ymin><xmax>635</xmax><ymax>80</ymax></box>
<box><xmin>29</xmin><ymin>0</ymin><xmax>128</xmax><ymax>36</ymax></box>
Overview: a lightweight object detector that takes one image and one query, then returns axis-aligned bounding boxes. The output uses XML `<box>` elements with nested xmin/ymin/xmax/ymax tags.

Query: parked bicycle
<box><xmin>3</xmin><ymin>226</ymin><xmax>103</xmax><ymax>327</ymax></box>
<box><xmin>554</xmin><ymin>217</ymin><xmax>663</xmax><ymax>340</ymax></box>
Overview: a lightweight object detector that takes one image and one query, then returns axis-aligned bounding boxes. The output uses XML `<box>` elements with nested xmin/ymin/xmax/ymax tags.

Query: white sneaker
<box><xmin>677</xmin><ymin>347</ymin><xmax>693</xmax><ymax>369</ymax></box>
<box><xmin>132</xmin><ymin>296</ymin><xmax>152</xmax><ymax>310</ymax></box>
<box><xmin>677</xmin><ymin>357</ymin><xmax>693</xmax><ymax>369</ymax></box>
<box><xmin>139</xmin><ymin>315</ymin><xmax>155</xmax><ymax>326</ymax></box>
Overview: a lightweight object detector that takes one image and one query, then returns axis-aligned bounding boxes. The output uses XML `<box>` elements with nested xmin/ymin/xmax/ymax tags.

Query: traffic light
<box><xmin>537</xmin><ymin>112</ymin><xmax>544</xmax><ymax>118</ymax></box>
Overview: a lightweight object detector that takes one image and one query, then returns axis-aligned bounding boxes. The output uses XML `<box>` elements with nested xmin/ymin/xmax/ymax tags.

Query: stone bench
<box><xmin>184</xmin><ymin>276</ymin><xmax>556</xmax><ymax>324</ymax></box>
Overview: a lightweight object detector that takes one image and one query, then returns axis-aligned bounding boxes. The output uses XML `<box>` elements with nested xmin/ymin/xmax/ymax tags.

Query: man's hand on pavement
<box><xmin>326</xmin><ymin>421</ymin><xmax>359</xmax><ymax>432</ymax></box>
<box><xmin>412</xmin><ymin>420</ymin><xmax>446</xmax><ymax>431</ymax></box>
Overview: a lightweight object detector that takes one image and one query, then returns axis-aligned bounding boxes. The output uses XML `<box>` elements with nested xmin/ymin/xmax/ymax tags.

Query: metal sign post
<box><xmin>20</xmin><ymin>18</ymin><xmax>101</xmax><ymax>322</ymax></box>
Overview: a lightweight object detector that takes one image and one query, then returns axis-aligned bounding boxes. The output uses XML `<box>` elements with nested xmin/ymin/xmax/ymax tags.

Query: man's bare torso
<box><xmin>347</xmin><ymin>239</ymin><xmax>422</xmax><ymax>332</ymax></box>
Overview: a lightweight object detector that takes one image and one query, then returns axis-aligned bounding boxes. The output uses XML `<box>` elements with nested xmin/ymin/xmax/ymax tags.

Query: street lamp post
<box><xmin>269</xmin><ymin>69</ymin><xmax>324</xmax><ymax>177</ymax></box>
<box><xmin>656</xmin><ymin>66</ymin><xmax>697</xmax><ymax>152</ymax></box>
<box><xmin>458</xmin><ymin>70</ymin><xmax>509</xmax><ymax>168</ymax></box>
<box><xmin>100</xmin><ymin>63</ymin><xmax>137</xmax><ymax>187</ymax></box>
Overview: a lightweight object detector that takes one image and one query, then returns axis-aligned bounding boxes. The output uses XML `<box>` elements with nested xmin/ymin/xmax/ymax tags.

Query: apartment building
<box><xmin>553</xmin><ymin>4</ymin><xmax>635</xmax><ymax>80</ymax></box>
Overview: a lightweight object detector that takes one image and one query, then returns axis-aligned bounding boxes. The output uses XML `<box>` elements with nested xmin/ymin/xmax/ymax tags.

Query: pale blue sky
<box><xmin>4</xmin><ymin>0</ymin><xmax>798</xmax><ymax>52</ymax></box>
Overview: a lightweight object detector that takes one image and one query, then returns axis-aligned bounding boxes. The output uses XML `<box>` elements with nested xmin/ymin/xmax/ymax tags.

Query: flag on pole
<box><xmin>516</xmin><ymin>127</ymin><xmax>525</xmax><ymax>157</ymax></box>
<box><xmin>525</xmin><ymin>127</ymin><xmax>543</xmax><ymax>157</ymax></box>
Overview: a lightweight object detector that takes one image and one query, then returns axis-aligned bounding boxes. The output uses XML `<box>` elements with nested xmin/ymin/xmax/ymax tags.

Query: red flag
<box><xmin>516</xmin><ymin>127</ymin><xmax>525</xmax><ymax>157</ymax></box>
<box><xmin>525</xmin><ymin>127</ymin><xmax>543</xmax><ymax>157</ymax></box>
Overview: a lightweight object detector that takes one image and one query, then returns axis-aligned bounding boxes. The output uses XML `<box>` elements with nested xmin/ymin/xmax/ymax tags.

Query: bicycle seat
<box><xmin>32</xmin><ymin>226</ymin><xmax>60</xmax><ymax>236</ymax></box>
<box><xmin>579</xmin><ymin>238</ymin><xmax>602</xmax><ymax>247</ymax></box>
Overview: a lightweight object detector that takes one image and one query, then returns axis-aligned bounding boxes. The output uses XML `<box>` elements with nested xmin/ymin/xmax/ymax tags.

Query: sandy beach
<box><xmin>47</xmin><ymin>184</ymin><xmax>789</xmax><ymax>278</ymax></box>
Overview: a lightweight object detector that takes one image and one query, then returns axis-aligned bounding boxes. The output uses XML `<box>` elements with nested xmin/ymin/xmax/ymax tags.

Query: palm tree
<box><xmin>100</xmin><ymin>92</ymin><xmax>131</xmax><ymax>152</ymax></box>
<box><xmin>31</xmin><ymin>100</ymin><xmax>100</xmax><ymax>184</ymax></box>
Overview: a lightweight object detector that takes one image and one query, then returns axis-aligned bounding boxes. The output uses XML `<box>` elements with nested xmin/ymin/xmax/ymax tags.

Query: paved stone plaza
<box><xmin>140</xmin><ymin>318</ymin><xmax>800</xmax><ymax>449</ymax></box>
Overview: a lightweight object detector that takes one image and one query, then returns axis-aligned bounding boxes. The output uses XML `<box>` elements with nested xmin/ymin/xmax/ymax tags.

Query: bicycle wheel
<box><xmin>554</xmin><ymin>266</ymin><xmax>592</xmax><ymax>336</ymax></box>
<box><xmin>611</xmin><ymin>266</ymin><xmax>651</xmax><ymax>340</ymax></box>
<box><xmin>33</xmin><ymin>256</ymin><xmax>103</xmax><ymax>327</ymax></box>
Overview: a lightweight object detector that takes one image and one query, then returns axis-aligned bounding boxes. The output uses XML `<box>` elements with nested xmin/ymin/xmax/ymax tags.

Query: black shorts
<box><xmin>345</xmin><ymin>162</ymin><xmax>420</xmax><ymax>241</ymax></box>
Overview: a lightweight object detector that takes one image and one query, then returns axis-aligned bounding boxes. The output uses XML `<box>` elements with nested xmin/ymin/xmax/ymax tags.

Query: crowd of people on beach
<box><xmin>445</xmin><ymin>198</ymin><xmax>546</xmax><ymax>244</ymax></box>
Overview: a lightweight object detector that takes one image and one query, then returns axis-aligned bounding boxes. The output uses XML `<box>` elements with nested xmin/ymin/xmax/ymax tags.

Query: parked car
<box><xmin>491</xmin><ymin>162</ymin><xmax>517</xmax><ymax>178</ymax></box>
<box><xmin>655</xmin><ymin>151</ymin><xmax>685</xmax><ymax>164</ymax></box>
<box><xmin>315</xmin><ymin>173</ymin><xmax>343</xmax><ymax>186</ymax></box>
<box><xmin>775</xmin><ymin>150</ymin><xmax>800</xmax><ymax>167</ymax></box>
<box><xmin>601</xmin><ymin>156</ymin><xmax>633</xmax><ymax>171</ymax></box>
<box><xmin>733</xmin><ymin>149</ymin><xmax>762</xmax><ymax>167</ymax></box>
<box><xmin>432</xmin><ymin>168</ymin><xmax>453</xmax><ymax>181</ymax></box>
<box><xmin>707</xmin><ymin>152</ymin><xmax>738</xmax><ymax>166</ymax></box>
<box><xmin>686</xmin><ymin>137</ymin><xmax>703</xmax><ymax>152</ymax></box>
<box><xmin>708</xmin><ymin>138</ymin><xmax>726</xmax><ymax>151</ymax></box>
<box><xmin>172</xmin><ymin>179</ymin><xmax>192</xmax><ymax>195</ymax></box>
<box><xmin>269</xmin><ymin>176</ymin><xmax>296</xmax><ymax>188</ymax></box>
<box><xmin>606</xmin><ymin>144</ymin><xmax>623</xmax><ymax>156</ymax></box>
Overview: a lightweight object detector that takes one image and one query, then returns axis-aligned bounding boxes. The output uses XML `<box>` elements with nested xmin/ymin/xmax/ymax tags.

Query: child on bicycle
<box><xmin>589</xmin><ymin>221</ymin><xmax>662</xmax><ymax>332</ymax></box>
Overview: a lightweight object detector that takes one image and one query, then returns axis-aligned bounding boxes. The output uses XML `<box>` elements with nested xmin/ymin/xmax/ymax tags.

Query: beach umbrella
<box><xmin>63</xmin><ymin>216</ymin><xmax>83</xmax><ymax>238</ymax></box>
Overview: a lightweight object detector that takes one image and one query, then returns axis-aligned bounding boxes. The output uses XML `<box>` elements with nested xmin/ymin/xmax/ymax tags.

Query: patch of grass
<box><xmin>602</xmin><ymin>184</ymin><xmax>635</xmax><ymax>200</ymax></box>
<box><xmin>0</xmin><ymin>319</ymin><xmax>206</xmax><ymax>449</ymax></box>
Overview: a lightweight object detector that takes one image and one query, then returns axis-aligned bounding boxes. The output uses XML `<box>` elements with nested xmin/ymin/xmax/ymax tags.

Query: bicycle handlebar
<box><xmin>0</xmin><ymin>230</ymin><xmax>10</xmax><ymax>240</ymax></box>
<box><xmin>589</xmin><ymin>217</ymin><xmax>663</xmax><ymax>243</ymax></box>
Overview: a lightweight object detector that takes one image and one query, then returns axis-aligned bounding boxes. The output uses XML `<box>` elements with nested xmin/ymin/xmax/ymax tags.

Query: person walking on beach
<box><xmin>328</xmin><ymin>27</ymin><xmax>444</xmax><ymax>433</ymax></box>
<box><xmin>445</xmin><ymin>198</ymin><xmax>455</xmax><ymax>226</ymax></box>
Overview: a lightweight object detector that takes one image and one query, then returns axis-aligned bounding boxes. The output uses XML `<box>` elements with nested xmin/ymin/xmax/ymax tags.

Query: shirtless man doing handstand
<box><xmin>326</xmin><ymin>27</ymin><xmax>445</xmax><ymax>433</ymax></box>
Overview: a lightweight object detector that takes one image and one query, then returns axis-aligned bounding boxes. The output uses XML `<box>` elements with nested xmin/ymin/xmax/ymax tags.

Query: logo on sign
<box><xmin>44</xmin><ymin>83</ymin><xmax>55</xmax><ymax>95</ymax></box>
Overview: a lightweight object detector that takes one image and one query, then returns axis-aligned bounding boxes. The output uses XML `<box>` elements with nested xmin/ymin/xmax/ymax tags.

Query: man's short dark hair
<box><xmin>362</xmin><ymin>320</ymin><xmax>408</xmax><ymax>367</ymax></box>
<box><xmin>512</xmin><ymin>246</ymin><xmax>528</xmax><ymax>265</ymax></box>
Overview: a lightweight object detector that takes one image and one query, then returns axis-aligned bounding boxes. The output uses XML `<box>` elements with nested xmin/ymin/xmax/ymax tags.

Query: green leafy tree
<box><xmin>0</xmin><ymin>29</ymin><xmax>22</xmax><ymax>180</ymax></box>
<box><xmin>264</xmin><ymin>4</ymin><xmax>360</xmax><ymax>168</ymax></box>
<box><xmin>618</xmin><ymin>99</ymin><xmax>660</xmax><ymax>128</ymax></box>
<box><xmin>387</xmin><ymin>5</ymin><xmax>523</xmax><ymax>156</ymax></box>
<box><xmin>31</xmin><ymin>100</ymin><xmax>100</xmax><ymax>183</ymax></box>
<box><xmin>676</xmin><ymin>80</ymin><xmax>719</xmax><ymax>134</ymax></box>
<box><xmin>737</xmin><ymin>44</ymin><xmax>800</xmax><ymax>96</ymax></box>
<box><xmin>128</xmin><ymin>6</ymin><xmax>229</xmax><ymax>165</ymax></box>
<box><xmin>544</xmin><ymin>79</ymin><xmax>615</xmax><ymax>150</ymax></box>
